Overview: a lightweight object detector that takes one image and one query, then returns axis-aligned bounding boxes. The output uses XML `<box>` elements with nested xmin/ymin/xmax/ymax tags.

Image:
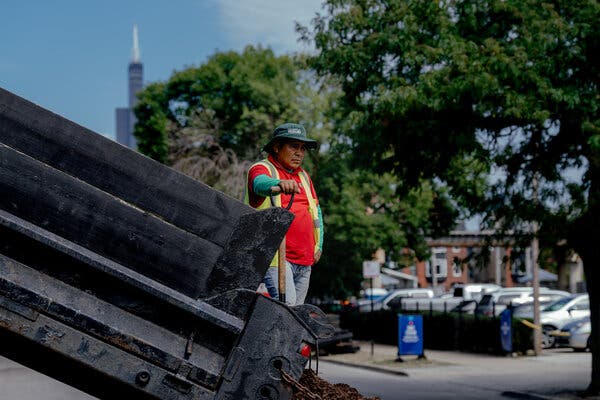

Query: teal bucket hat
<box><xmin>263</xmin><ymin>123</ymin><xmax>317</xmax><ymax>153</ymax></box>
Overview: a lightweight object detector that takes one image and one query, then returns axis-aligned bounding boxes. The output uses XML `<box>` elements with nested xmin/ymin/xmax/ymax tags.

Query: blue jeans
<box><xmin>263</xmin><ymin>261</ymin><xmax>312</xmax><ymax>306</ymax></box>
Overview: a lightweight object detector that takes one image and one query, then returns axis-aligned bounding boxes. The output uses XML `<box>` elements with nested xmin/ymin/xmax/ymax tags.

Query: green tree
<box><xmin>132</xmin><ymin>43</ymin><xmax>445</xmax><ymax>301</ymax></box>
<box><xmin>133</xmin><ymin>45</ymin><xmax>335</xmax><ymax>200</ymax></box>
<box><xmin>312</xmin><ymin>139</ymin><xmax>459</xmax><ymax>299</ymax></box>
<box><xmin>134</xmin><ymin>45</ymin><xmax>308</xmax><ymax>164</ymax></box>
<box><xmin>300</xmin><ymin>0</ymin><xmax>599</xmax><ymax>392</ymax></box>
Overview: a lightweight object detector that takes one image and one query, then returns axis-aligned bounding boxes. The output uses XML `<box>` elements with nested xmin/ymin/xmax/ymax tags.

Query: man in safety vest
<box><xmin>245</xmin><ymin>123</ymin><xmax>323</xmax><ymax>306</ymax></box>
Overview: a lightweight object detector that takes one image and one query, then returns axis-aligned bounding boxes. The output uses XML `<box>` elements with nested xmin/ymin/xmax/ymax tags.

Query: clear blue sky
<box><xmin>1</xmin><ymin>0</ymin><xmax>323</xmax><ymax>139</ymax></box>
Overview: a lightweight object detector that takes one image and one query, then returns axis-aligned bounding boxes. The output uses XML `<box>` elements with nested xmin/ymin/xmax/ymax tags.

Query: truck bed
<box><xmin>0</xmin><ymin>87</ymin><xmax>333</xmax><ymax>399</ymax></box>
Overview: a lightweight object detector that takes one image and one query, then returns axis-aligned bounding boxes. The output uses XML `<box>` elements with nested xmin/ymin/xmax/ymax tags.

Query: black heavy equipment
<box><xmin>0</xmin><ymin>87</ymin><xmax>334</xmax><ymax>399</ymax></box>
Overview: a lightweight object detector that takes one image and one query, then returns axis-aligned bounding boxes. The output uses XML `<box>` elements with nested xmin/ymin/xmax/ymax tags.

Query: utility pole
<box><xmin>532</xmin><ymin>172</ymin><xmax>542</xmax><ymax>355</ymax></box>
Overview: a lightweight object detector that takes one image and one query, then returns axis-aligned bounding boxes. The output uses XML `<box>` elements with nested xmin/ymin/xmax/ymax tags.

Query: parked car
<box><xmin>384</xmin><ymin>288</ymin><xmax>435</xmax><ymax>310</ymax></box>
<box><xmin>398</xmin><ymin>284</ymin><xmax>501</xmax><ymax>314</ymax></box>
<box><xmin>482</xmin><ymin>286</ymin><xmax>549</xmax><ymax>304</ymax></box>
<box><xmin>450</xmin><ymin>299</ymin><xmax>478</xmax><ymax>314</ymax></box>
<box><xmin>474</xmin><ymin>288</ymin><xmax>570</xmax><ymax>317</ymax></box>
<box><xmin>358</xmin><ymin>288</ymin><xmax>434</xmax><ymax>312</ymax></box>
<box><xmin>541</xmin><ymin>293</ymin><xmax>589</xmax><ymax>348</ymax></box>
<box><xmin>474</xmin><ymin>294</ymin><xmax>500</xmax><ymax>316</ymax></box>
<box><xmin>510</xmin><ymin>301</ymin><xmax>556</xmax><ymax>319</ymax></box>
<box><xmin>361</xmin><ymin>287</ymin><xmax>389</xmax><ymax>300</ymax></box>
<box><xmin>512</xmin><ymin>289</ymin><xmax>570</xmax><ymax>306</ymax></box>
<box><xmin>511</xmin><ymin>302</ymin><xmax>536</xmax><ymax>318</ymax></box>
<box><xmin>555</xmin><ymin>316</ymin><xmax>590</xmax><ymax>352</ymax></box>
<box><xmin>451</xmin><ymin>284</ymin><xmax>501</xmax><ymax>301</ymax></box>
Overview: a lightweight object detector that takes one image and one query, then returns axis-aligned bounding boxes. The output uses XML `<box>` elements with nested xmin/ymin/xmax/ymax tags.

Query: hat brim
<box><xmin>263</xmin><ymin>136</ymin><xmax>318</xmax><ymax>152</ymax></box>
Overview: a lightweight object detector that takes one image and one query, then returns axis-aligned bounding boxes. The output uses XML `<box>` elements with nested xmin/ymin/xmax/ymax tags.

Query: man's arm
<box><xmin>252</xmin><ymin>174</ymin><xmax>281</xmax><ymax>196</ymax></box>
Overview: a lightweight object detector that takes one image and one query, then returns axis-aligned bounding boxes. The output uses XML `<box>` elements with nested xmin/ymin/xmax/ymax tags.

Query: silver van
<box><xmin>358</xmin><ymin>288</ymin><xmax>434</xmax><ymax>312</ymax></box>
<box><xmin>451</xmin><ymin>283</ymin><xmax>501</xmax><ymax>301</ymax></box>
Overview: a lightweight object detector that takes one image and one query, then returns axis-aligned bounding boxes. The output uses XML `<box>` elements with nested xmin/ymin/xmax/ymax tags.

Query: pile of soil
<box><xmin>292</xmin><ymin>369</ymin><xmax>380</xmax><ymax>400</ymax></box>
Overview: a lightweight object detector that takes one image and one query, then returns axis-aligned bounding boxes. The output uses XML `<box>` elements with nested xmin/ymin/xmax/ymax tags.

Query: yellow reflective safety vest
<box><xmin>244</xmin><ymin>159</ymin><xmax>321</xmax><ymax>267</ymax></box>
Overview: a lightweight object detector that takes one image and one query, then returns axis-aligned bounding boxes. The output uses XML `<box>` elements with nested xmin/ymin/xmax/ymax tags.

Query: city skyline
<box><xmin>1</xmin><ymin>1</ymin><xmax>322</xmax><ymax>139</ymax></box>
<box><xmin>115</xmin><ymin>24</ymin><xmax>143</xmax><ymax>149</ymax></box>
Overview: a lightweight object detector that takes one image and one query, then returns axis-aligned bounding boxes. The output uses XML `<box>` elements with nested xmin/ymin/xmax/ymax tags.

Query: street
<box><xmin>318</xmin><ymin>346</ymin><xmax>593</xmax><ymax>400</ymax></box>
<box><xmin>0</xmin><ymin>355</ymin><xmax>95</xmax><ymax>400</ymax></box>
<box><xmin>0</xmin><ymin>347</ymin><xmax>593</xmax><ymax>400</ymax></box>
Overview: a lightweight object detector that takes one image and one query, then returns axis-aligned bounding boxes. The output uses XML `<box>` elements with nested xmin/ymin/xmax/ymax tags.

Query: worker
<box><xmin>245</xmin><ymin>123</ymin><xmax>323</xmax><ymax>306</ymax></box>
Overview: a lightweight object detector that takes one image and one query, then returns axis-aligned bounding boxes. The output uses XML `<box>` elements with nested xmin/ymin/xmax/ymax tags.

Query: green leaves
<box><xmin>131</xmin><ymin>0</ymin><xmax>599</xmax><ymax>302</ymax></box>
<box><xmin>134</xmin><ymin>82</ymin><xmax>169</xmax><ymax>162</ymax></box>
<box><xmin>134</xmin><ymin>46</ymin><xmax>306</xmax><ymax>163</ymax></box>
<box><xmin>302</xmin><ymin>0</ymin><xmax>599</xmax><ymax>231</ymax></box>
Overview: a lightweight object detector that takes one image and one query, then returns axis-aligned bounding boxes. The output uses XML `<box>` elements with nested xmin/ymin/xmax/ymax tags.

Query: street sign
<box><xmin>500</xmin><ymin>308</ymin><xmax>512</xmax><ymax>353</ymax></box>
<box><xmin>362</xmin><ymin>261</ymin><xmax>381</xmax><ymax>278</ymax></box>
<box><xmin>398</xmin><ymin>314</ymin><xmax>424</xmax><ymax>356</ymax></box>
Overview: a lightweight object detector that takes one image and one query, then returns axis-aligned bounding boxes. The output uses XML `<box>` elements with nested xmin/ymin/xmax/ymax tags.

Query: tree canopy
<box><xmin>299</xmin><ymin>0</ymin><xmax>599</xmax><ymax>391</ymax></box>
<box><xmin>135</xmin><ymin>45</ymin><xmax>308</xmax><ymax>164</ymax></box>
<box><xmin>133</xmin><ymin>44</ymin><xmax>457</xmax><ymax>299</ymax></box>
<box><xmin>300</xmin><ymin>0</ymin><xmax>598</xmax><ymax>209</ymax></box>
<box><xmin>133</xmin><ymin>45</ymin><xmax>339</xmax><ymax>199</ymax></box>
<box><xmin>312</xmin><ymin>158</ymin><xmax>457</xmax><ymax>298</ymax></box>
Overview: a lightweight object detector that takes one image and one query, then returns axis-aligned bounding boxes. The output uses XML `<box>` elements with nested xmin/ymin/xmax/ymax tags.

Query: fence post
<box><xmin>458</xmin><ymin>307</ymin><xmax>463</xmax><ymax>350</ymax></box>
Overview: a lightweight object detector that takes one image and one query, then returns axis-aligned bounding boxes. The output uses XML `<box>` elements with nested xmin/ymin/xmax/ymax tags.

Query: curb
<box><xmin>502</xmin><ymin>391</ymin><xmax>553</xmax><ymax>400</ymax></box>
<box><xmin>319</xmin><ymin>358</ymin><xmax>409</xmax><ymax>377</ymax></box>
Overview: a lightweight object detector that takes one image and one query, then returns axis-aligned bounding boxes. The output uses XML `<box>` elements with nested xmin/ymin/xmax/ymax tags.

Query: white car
<box><xmin>474</xmin><ymin>287</ymin><xmax>569</xmax><ymax>317</ymax></box>
<box><xmin>484</xmin><ymin>286</ymin><xmax>559</xmax><ymax>304</ymax></box>
<box><xmin>541</xmin><ymin>293</ymin><xmax>589</xmax><ymax>348</ymax></box>
<box><xmin>451</xmin><ymin>283</ymin><xmax>501</xmax><ymax>301</ymax></box>
<box><xmin>358</xmin><ymin>288</ymin><xmax>434</xmax><ymax>312</ymax></box>
<box><xmin>556</xmin><ymin>316</ymin><xmax>590</xmax><ymax>352</ymax></box>
<box><xmin>569</xmin><ymin>319</ymin><xmax>591</xmax><ymax>351</ymax></box>
<box><xmin>494</xmin><ymin>288</ymin><xmax>570</xmax><ymax>309</ymax></box>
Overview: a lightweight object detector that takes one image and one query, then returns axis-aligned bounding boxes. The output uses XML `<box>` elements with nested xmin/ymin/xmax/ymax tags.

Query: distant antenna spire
<box><xmin>131</xmin><ymin>24</ymin><xmax>141</xmax><ymax>62</ymax></box>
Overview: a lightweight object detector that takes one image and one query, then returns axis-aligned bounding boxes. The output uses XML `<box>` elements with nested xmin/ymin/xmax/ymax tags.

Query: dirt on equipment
<box><xmin>292</xmin><ymin>369</ymin><xmax>380</xmax><ymax>400</ymax></box>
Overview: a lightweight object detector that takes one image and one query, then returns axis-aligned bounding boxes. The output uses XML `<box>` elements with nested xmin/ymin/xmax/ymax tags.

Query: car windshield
<box><xmin>539</xmin><ymin>294</ymin><xmax>566</xmax><ymax>303</ymax></box>
<box><xmin>513</xmin><ymin>304</ymin><xmax>534</xmax><ymax>317</ymax></box>
<box><xmin>452</xmin><ymin>301</ymin><xmax>475</xmax><ymax>312</ymax></box>
<box><xmin>543</xmin><ymin>295</ymin><xmax>577</xmax><ymax>311</ymax></box>
<box><xmin>412</xmin><ymin>292</ymin><xmax>431</xmax><ymax>298</ymax></box>
<box><xmin>497</xmin><ymin>294</ymin><xmax>522</xmax><ymax>305</ymax></box>
<box><xmin>382</xmin><ymin>292</ymin><xmax>404</xmax><ymax>303</ymax></box>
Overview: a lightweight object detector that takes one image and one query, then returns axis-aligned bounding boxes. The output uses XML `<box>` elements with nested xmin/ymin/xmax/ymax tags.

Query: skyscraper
<box><xmin>116</xmin><ymin>24</ymin><xmax>143</xmax><ymax>149</ymax></box>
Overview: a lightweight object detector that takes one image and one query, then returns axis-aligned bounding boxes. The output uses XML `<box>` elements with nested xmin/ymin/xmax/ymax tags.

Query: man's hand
<box><xmin>270</xmin><ymin>180</ymin><xmax>301</xmax><ymax>194</ymax></box>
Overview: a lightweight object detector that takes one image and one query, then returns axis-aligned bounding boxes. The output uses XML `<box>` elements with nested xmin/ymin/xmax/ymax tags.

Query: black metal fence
<box><xmin>339</xmin><ymin>302</ymin><xmax>533</xmax><ymax>354</ymax></box>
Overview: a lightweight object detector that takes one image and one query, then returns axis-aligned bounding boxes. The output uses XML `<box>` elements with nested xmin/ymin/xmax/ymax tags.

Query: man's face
<box><xmin>274</xmin><ymin>140</ymin><xmax>306</xmax><ymax>170</ymax></box>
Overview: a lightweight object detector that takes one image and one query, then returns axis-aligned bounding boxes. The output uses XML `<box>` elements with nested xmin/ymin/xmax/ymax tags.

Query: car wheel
<box><xmin>587</xmin><ymin>336</ymin><xmax>591</xmax><ymax>352</ymax></box>
<box><xmin>542</xmin><ymin>326</ymin><xmax>557</xmax><ymax>349</ymax></box>
<box><xmin>575</xmin><ymin>337</ymin><xmax>591</xmax><ymax>352</ymax></box>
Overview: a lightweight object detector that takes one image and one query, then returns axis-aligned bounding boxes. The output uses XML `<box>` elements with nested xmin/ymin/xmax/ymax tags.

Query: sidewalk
<box><xmin>319</xmin><ymin>340</ymin><xmax>517</xmax><ymax>376</ymax></box>
<box><xmin>319</xmin><ymin>341</ymin><xmax>597</xmax><ymax>400</ymax></box>
<box><xmin>319</xmin><ymin>340</ymin><xmax>445</xmax><ymax>375</ymax></box>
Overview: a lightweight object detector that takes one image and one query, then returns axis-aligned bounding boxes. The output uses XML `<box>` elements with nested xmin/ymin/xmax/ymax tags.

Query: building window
<box><xmin>426</xmin><ymin>248</ymin><xmax>448</xmax><ymax>278</ymax></box>
<box><xmin>452</xmin><ymin>257</ymin><xmax>462</xmax><ymax>277</ymax></box>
